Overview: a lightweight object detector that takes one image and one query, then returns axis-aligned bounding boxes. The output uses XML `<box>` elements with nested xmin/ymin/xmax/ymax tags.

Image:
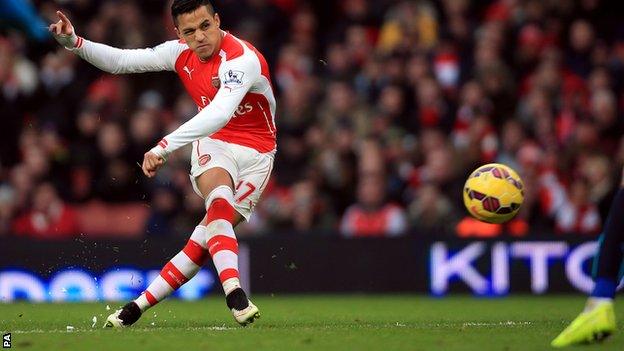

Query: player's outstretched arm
<box><xmin>49</xmin><ymin>10</ymin><xmax>185</xmax><ymax>74</ymax></box>
<box><xmin>146</xmin><ymin>54</ymin><xmax>262</xmax><ymax>169</ymax></box>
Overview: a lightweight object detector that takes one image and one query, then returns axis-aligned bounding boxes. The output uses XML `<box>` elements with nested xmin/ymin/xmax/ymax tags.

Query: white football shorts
<box><xmin>189</xmin><ymin>137</ymin><xmax>275</xmax><ymax>221</ymax></box>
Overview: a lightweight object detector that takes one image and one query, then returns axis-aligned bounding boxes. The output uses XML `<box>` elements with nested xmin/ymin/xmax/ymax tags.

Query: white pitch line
<box><xmin>461</xmin><ymin>321</ymin><xmax>533</xmax><ymax>327</ymax></box>
<box><xmin>11</xmin><ymin>326</ymin><xmax>236</xmax><ymax>334</ymax></box>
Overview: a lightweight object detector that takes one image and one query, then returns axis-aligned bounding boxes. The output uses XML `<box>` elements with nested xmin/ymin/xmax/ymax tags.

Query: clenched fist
<box><xmin>142</xmin><ymin>152</ymin><xmax>164</xmax><ymax>178</ymax></box>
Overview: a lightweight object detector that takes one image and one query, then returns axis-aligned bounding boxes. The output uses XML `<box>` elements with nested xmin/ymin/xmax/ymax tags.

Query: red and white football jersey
<box><xmin>72</xmin><ymin>31</ymin><xmax>277</xmax><ymax>155</ymax></box>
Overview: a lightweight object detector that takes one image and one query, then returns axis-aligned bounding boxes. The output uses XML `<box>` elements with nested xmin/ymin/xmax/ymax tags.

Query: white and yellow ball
<box><xmin>463</xmin><ymin>163</ymin><xmax>524</xmax><ymax>224</ymax></box>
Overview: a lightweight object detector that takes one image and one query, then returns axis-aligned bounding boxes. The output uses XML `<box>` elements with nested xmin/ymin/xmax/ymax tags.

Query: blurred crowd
<box><xmin>1</xmin><ymin>0</ymin><xmax>623</xmax><ymax>239</ymax></box>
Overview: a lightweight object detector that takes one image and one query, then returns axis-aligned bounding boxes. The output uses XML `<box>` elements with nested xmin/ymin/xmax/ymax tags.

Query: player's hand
<box><xmin>142</xmin><ymin>152</ymin><xmax>164</xmax><ymax>178</ymax></box>
<box><xmin>49</xmin><ymin>11</ymin><xmax>78</xmax><ymax>48</ymax></box>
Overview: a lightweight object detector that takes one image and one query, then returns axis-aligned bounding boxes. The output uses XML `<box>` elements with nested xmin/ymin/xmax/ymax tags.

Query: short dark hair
<box><xmin>171</xmin><ymin>0</ymin><xmax>215</xmax><ymax>25</ymax></box>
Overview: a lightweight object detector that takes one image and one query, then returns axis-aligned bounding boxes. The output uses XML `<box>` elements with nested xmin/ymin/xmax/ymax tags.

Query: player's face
<box><xmin>175</xmin><ymin>6</ymin><xmax>222</xmax><ymax>60</ymax></box>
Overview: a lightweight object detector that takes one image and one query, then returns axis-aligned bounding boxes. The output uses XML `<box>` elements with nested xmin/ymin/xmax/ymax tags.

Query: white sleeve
<box><xmin>70</xmin><ymin>38</ymin><xmax>186</xmax><ymax>74</ymax></box>
<box><xmin>149</xmin><ymin>53</ymin><xmax>261</xmax><ymax>158</ymax></box>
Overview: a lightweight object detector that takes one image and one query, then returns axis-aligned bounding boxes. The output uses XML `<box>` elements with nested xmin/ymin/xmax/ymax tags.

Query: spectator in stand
<box><xmin>0</xmin><ymin>185</ymin><xmax>16</xmax><ymax>235</ymax></box>
<box><xmin>318</xmin><ymin>79</ymin><xmax>372</xmax><ymax>139</ymax></box>
<box><xmin>94</xmin><ymin>122</ymin><xmax>143</xmax><ymax>202</ymax></box>
<box><xmin>144</xmin><ymin>185</ymin><xmax>179</xmax><ymax>236</ymax></box>
<box><xmin>408</xmin><ymin>183</ymin><xmax>459</xmax><ymax>233</ymax></box>
<box><xmin>554</xmin><ymin>177</ymin><xmax>601</xmax><ymax>235</ymax></box>
<box><xmin>566</xmin><ymin>19</ymin><xmax>595</xmax><ymax>79</ymax></box>
<box><xmin>263</xmin><ymin>179</ymin><xmax>336</xmax><ymax>232</ymax></box>
<box><xmin>341</xmin><ymin>140</ymin><xmax>408</xmax><ymax>237</ymax></box>
<box><xmin>578</xmin><ymin>154</ymin><xmax>615</xmax><ymax>218</ymax></box>
<box><xmin>12</xmin><ymin>182</ymin><xmax>79</xmax><ymax>238</ymax></box>
<box><xmin>0</xmin><ymin>37</ymin><xmax>37</xmax><ymax>168</ymax></box>
<box><xmin>341</xmin><ymin>171</ymin><xmax>407</xmax><ymax>237</ymax></box>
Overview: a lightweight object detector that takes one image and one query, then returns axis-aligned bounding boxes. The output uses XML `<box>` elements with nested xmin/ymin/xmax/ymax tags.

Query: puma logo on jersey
<box><xmin>183</xmin><ymin>66</ymin><xmax>194</xmax><ymax>79</ymax></box>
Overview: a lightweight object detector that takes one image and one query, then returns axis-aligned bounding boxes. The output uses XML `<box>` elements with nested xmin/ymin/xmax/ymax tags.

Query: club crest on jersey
<box><xmin>211</xmin><ymin>76</ymin><xmax>220</xmax><ymax>88</ymax></box>
<box><xmin>222</xmin><ymin>69</ymin><xmax>244</xmax><ymax>89</ymax></box>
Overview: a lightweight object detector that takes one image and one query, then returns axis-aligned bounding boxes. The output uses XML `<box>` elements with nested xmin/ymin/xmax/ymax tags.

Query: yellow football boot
<box><xmin>551</xmin><ymin>301</ymin><xmax>616</xmax><ymax>347</ymax></box>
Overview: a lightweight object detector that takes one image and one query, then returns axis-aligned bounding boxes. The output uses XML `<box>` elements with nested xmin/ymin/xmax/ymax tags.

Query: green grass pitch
<box><xmin>1</xmin><ymin>295</ymin><xmax>623</xmax><ymax>350</ymax></box>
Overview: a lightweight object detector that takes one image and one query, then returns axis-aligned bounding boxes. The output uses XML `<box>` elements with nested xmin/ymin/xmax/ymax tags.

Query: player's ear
<box><xmin>213</xmin><ymin>13</ymin><xmax>221</xmax><ymax>29</ymax></box>
<box><xmin>174</xmin><ymin>26</ymin><xmax>182</xmax><ymax>40</ymax></box>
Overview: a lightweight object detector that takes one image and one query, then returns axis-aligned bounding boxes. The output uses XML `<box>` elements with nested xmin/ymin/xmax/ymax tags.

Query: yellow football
<box><xmin>463</xmin><ymin>163</ymin><xmax>524</xmax><ymax>224</ymax></box>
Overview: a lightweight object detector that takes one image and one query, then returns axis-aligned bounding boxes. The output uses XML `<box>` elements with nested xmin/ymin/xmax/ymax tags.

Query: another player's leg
<box><xmin>201</xmin><ymin>181</ymin><xmax>259</xmax><ymax>325</ymax></box>
<box><xmin>104</xmin><ymin>224</ymin><xmax>210</xmax><ymax>327</ymax></box>
<box><xmin>551</xmin><ymin>181</ymin><xmax>624</xmax><ymax>347</ymax></box>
